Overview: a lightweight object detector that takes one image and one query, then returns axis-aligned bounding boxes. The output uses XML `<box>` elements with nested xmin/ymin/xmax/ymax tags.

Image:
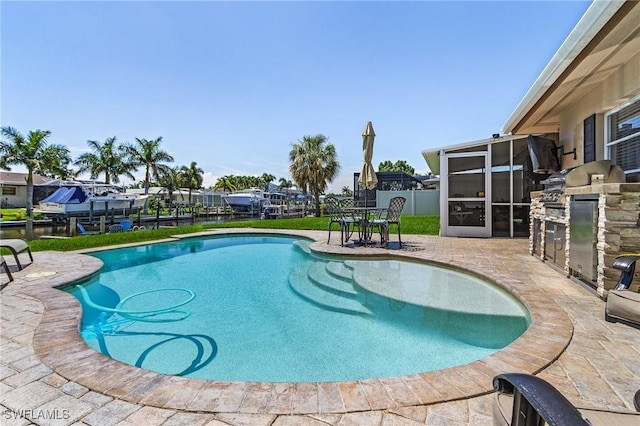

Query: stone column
<box><xmin>598</xmin><ymin>185</ymin><xmax>640</xmax><ymax>297</ymax></box>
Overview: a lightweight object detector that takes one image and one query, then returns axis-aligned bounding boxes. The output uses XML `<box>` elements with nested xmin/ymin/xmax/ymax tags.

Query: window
<box><xmin>606</xmin><ymin>96</ymin><xmax>640</xmax><ymax>174</ymax></box>
<box><xmin>2</xmin><ymin>186</ymin><xmax>17</xmax><ymax>196</ymax></box>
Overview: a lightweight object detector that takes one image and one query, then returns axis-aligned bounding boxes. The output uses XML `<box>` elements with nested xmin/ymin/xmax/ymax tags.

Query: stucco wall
<box><xmin>558</xmin><ymin>50</ymin><xmax>640</xmax><ymax>169</ymax></box>
<box><xmin>1</xmin><ymin>186</ymin><xmax>28</xmax><ymax>208</ymax></box>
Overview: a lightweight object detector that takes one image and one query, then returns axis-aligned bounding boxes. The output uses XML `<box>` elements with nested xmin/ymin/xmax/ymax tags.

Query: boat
<box><xmin>261</xmin><ymin>192</ymin><xmax>287</xmax><ymax>219</ymax></box>
<box><xmin>223</xmin><ymin>188</ymin><xmax>270</xmax><ymax>214</ymax></box>
<box><xmin>38</xmin><ymin>181</ymin><xmax>149</xmax><ymax>217</ymax></box>
<box><xmin>267</xmin><ymin>192</ymin><xmax>287</xmax><ymax>205</ymax></box>
<box><xmin>262</xmin><ymin>205</ymin><xmax>281</xmax><ymax>219</ymax></box>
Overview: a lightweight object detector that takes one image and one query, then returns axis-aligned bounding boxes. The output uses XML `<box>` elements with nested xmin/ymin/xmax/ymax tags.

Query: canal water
<box><xmin>0</xmin><ymin>215</ymin><xmax>251</xmax><ymax>240</ymax></box>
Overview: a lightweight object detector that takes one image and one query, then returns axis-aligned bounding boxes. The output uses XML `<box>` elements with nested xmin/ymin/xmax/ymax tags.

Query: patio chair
<box><xmin>326</xmin><ymin>196</ymin><xmax>343</xmax><ymax>244</ymax></box>
<box><xmin>493</xmin><ymin>373</ymin><xmax>640</xmax><ymax>426</ymax></box>
<box><xmin>108</xmin><ymin>224</ymin><xmax>124</xmax><ymax>233</ymax></box>
<box><xmin>605</xmin><ymin>255</ymin><xmax>640</xmax><ymax>328</ymax></box>
<box><xmin>1</xmin><ymin>255</ymin><xmax>13</xmax><ymax>283</ymax></box>
<box><xmin>0</xmin><ymin>239</ymin><xmax>33</xmax><ymax>270</ymax></box>
<box><xmin>339</xmin><ymin>198</ymin><xmax>362</xmax><ymax>245</ymax></box>
<box><xmin>369</xmin><ymin>196</ymin><xmax>406</xmax><ymax>248</ymax></box>
<box><xmin>77</xmin><ymin>222</ymin><xmax>100</xmax><ymax>235</ymax></box>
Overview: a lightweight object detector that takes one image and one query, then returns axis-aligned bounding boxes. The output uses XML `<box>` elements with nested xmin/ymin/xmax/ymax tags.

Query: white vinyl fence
<box><xmin>376</xmin><ymin>190</ymin><xmax>440</xmax><ymax>216</ymax></box>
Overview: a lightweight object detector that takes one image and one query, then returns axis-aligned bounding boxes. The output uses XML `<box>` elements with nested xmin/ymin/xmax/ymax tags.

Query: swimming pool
<box><xmin>67</xmin><ymin>234</ymin><xmax>530</xmax><ymax>382</ymax></box>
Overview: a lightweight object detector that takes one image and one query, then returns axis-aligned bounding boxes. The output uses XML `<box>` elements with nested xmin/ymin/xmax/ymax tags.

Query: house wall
<box><xmin>1</xmin><ymin>185</ymin><xmax>28</xmax><ymax>208</ymax></box>
<box><xmin>558</xmin><ymin>49</ymin><xmax>640</xmax><ymax>168</ymax></box>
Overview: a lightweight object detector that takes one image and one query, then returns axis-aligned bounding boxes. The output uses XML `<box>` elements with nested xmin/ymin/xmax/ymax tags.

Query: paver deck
<box><xmin>1</xmin><ymin>229</ymin><xmax>638</xmax><ymax>425</ymax></box>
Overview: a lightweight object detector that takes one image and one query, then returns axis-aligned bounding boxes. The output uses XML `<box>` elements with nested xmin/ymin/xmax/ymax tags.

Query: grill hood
<box><xmin>540</xmin><ymin>160</ymin><xmax>626</xmax><ymax>204</ymax></box>
<box><xmin>564</xmin><ymin>160</ymin><xmax>625</xmax><ymax>187</ymax></box>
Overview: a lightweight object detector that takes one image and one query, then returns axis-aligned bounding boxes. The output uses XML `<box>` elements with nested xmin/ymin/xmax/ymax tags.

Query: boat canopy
<box><xmin>41</xmin><ymin>186</ymin><xmax>87</xmax><ymax>204</ymax></box>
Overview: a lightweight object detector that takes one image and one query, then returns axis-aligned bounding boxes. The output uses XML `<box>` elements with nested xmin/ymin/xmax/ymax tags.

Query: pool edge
<box><xmin>23</xmin><ymin>230</ymin><xmax>572</xmax><ymax>414</ymax></box>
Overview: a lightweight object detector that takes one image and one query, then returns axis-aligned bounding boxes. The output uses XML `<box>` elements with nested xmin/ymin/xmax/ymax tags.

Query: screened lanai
<box><xmin>422</xmin><ymin>134</ymin><xmax>556</xmax><ymax>238</ymax></box>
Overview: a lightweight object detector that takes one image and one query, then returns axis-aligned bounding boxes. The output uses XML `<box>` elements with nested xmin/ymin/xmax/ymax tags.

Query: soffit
<box><xmin>504</xmin><ymin>1</ymin><xmax>640</xmax><ymax>134</ymax></box>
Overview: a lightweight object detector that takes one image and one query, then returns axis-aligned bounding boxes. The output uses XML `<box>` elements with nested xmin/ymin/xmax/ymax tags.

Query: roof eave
<box><xmin>501</xmin><ymin>0</ymin><xmax>625</xmax><ymax>134</ymax></box>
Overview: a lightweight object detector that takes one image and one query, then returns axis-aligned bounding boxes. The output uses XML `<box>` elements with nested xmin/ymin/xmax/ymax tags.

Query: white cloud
<box><xmin>202</xmin><ymin>172</ymin><xmax>218</xmax><ymax>189</ymax></box>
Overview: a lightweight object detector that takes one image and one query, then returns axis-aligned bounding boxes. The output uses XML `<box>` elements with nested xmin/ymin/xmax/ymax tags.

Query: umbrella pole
<box><xmin>363</xmin><ymin>185</ymin><xmax>366</xmax><ymax>208</ymax></box>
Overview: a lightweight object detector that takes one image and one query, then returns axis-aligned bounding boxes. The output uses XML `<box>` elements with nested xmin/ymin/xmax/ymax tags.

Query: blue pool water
<box><xmin>67</xmin><ymin>234</ymin><xmax>530</xmax><ymax>382</ymax></box>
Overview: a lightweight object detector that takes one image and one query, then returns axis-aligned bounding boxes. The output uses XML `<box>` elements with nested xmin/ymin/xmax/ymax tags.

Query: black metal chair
<box><xmin>369</xmin><ymin>196</ymin><xmax>406</xmax><ymax>248</ymax></box>
<box><xmin>326</xmin><ymin>196</ymin><xmax>342</xmax><ymax>244</ymax></box>
<box><xmin>1</xmin><ymin>255</ymin><xmax>13</xmax><ymax>283</ymax></box>
<box><xmin>493</xmin><ymin>373</ymin><xmax>640</xmax><ymax>426</ymax></box>
<box><xmin>338</xmin><ymin>198</ymin><xmax>363</xmax><ymax>245</ymax></box>
<box><xmin>605</xmin><ymin>255</ymin><xmax>640</xmax><ymax>328</ymax></box>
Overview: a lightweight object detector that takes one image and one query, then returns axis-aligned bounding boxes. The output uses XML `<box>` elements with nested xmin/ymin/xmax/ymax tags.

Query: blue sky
<box><xmin>1</xmin><ymin>0</ymin><xmax>592</xmax><ymax>192</ymax></box>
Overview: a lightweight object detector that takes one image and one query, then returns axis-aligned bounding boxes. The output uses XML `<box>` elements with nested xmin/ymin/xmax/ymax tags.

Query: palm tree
<box><xmin>122</xmin><ymin>137</ymin><xmax>174</xmax><ymax>195</ymax></box>
<box><xmin>260</xmin><ymin>173</ymin><xmax>275</xmax><ymax>191</ymax></box>
<box><xmin>0</xmin><ymin>127</ymin><xmax>71</xmax><ymax>218</ymax></box>
<box><xmin>179</xmin><ymin>161</ymin><xmax>204</xmax><ymax>206</ymax></box>
<box><xmin>236</xmin><ymin>175</ymin><xmax>250</xmax><ymax>190</ymax></box>
<box><xmin>74</xmin><ymin>136</ymin><xmax>135</xmax><ymax>184</ymax></box>
<box><xmin>278</xmin><ymin>177</ymin><xmax>293</xmax><ymax>190</ymax></box>
<box><xmin>213</xmin><ymin>176</ymin><xmax>236</xmax><ymax>193</ymax></box>
<box><xmin>289</xmin><ymin>134</ymin><xmax>340</xmax><ymax>217</ymax></box>
<box><xmin>157</xmin><ymin>167</ymin><xmax>181</xmax><ymax>207</ymax></box>
<box><xmin>38</xmin><ymin>144</ymin><xmax>73</xmax><ymax>179</ymax></box>
<box><xmin>341</xmin><ymin>186</ymin><xmax>353</xmax><ymax>197</ymax></box>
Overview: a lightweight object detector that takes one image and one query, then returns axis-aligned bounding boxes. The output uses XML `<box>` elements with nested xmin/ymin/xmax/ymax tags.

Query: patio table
<box><xmin>451</xmin><ymin>211</ymin><xmax>473</xmax><ymax>225</ymax></box>
<box><xmin>342</xmin><ymin>207</ymin><xmax>384</xmax><ymax>246</ymax></box>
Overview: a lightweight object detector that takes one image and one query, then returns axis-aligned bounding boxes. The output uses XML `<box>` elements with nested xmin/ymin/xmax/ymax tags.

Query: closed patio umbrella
<box><xmin>358</xmin><ymin>121</ymin><xmax>378</xmax><ymax>206</ymax></box>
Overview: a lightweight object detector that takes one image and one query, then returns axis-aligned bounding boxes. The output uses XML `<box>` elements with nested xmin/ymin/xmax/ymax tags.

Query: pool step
<box><xmin>292</xmin><ymin>240</ymin><xmax>312</xmax><ymax>254</ymax></box>
<box><xmin>289</xmin><ymin>262</ymin><xmax>372</xmax><ymax>316</ymax></box>
<box><xmin>325</xmin><ymin>261</ymin><xmax>354</xmax><ymax>281</ymax></box>
<box><xmin>307</xmin><ymin>262</ymin><xmax>358</xmax><ymax>297</ymax></box>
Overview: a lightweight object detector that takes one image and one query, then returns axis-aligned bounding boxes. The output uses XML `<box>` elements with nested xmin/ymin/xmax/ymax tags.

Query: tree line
<box><xmin>0</xmin><ymin>127</ymin><xmax>344</xmax><ymax>218</ymax></box>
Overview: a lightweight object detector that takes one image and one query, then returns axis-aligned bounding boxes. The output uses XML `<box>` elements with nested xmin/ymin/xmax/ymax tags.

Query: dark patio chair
<box><xmin>326</xmin><ymin>196</ymin><xmax>343</xmax><ymax>244</ymax></box>
<box><xmin>339</xmin><ymin>198</ymin><xmax>362</xmax><ymax>245</ymax></box>
<box><xmin>1</xmin><ymin>255</ymin><xmax>13</xmax><ymax>283</ymax></box>
<box><xmin>605</xmin><ymin>255</ymin><xmax>640</xmax><ymax>328</ymax></box>
<box><xmin>369</xmin><ymin>196</ymin><xmax>406</xmax><ymax>248</ymax></box>
<box><xmin>0</xmin><ymin>239</ymin><xmax>33</xmax><ymax>270</ymax></box>
<box><xmin>492</xmin><ymin>373</ymin><xmax>640</xmax><ymax>426</ymax></box>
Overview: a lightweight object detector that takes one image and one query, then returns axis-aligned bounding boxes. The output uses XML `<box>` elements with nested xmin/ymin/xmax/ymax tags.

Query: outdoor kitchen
<box><xmin>530</xmin><ymin>159</ymin><xmax>640</xmax><ymax>298</ymax></box>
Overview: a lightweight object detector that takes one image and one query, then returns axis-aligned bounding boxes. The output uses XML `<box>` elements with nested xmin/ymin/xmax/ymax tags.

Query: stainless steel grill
<box><xmin>539</xmin><ymin>160</ymin><xmax>626</xmax><ymax>205</ymax></box>
<box><xmin>540</xmin><ymin>168</ymin><xmax>573</xmax><ymax>205</ymax></box>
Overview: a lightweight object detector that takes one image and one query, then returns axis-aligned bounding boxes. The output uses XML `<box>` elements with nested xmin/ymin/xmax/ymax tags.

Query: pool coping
<box><xmin>17</xmin><ymin>229</ymin><xmax>572</xmax><ymax>414</ymax></box>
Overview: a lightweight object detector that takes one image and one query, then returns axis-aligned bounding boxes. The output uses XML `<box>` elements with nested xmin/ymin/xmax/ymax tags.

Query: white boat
<box><xmin>38</xmin><ymin>181</ymin><xmax>149</xmax><ymax>217</ymax></box>
<box><xmin>223</xmin><ymin>188</ymin><xmax>270</xmax><ymax>214</ymax></box>
<box><xmin>267</xmin><ymin>192</ymin><xmax>287</xmax><ymax>205</ymax></box>
<box><xmin>261</xmin><ymin>192</ymin><xmax>287</xmax><ymax>219</ymax></box>
<box><xmin>262</xmin><ymin>205</ymin><xmax>281</xmax><ymax>219</ymax></box>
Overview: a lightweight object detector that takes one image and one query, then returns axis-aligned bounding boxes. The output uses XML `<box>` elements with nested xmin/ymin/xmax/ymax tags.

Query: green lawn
<box><xmin>22</xmin><ymin>215</ymin><xmax>440</xmax><ymax>252</ymax></box>
<box><xmin>1</xmin><ymin>208</ymin><xmax>44</xmax><ymax>221</ymax></box>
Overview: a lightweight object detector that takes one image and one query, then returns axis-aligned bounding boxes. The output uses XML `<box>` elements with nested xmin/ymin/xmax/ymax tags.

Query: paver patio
<box><xmin>1</xmin><ymin>229</ymin><xmax>638</xmax><ymax>425</ymax></box>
